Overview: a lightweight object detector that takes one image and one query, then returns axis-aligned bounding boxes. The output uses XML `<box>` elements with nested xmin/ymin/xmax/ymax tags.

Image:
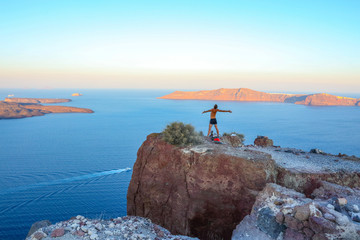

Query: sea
<box><xmin>0</xmin><ymin>89</ymin><xmax>360</xmax><ymax>240</ymax></box>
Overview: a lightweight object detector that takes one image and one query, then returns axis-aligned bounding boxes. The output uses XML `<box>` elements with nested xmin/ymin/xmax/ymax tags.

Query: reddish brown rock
<box><xmin>51</xmin><ymin>228</ymin><xmax>65</xmax><ymax>237</ymax></box>
<box><xmin>309</xmin><ymin>216</ymin><xmax>338</xmax><ymax>234</ymax></box>
<box><xmin>302</xmin><ymin>227</ymin><xmax>314</xmax><ymax>238</ymax></box>
<box><xmin>254</xmin><ymin>136</ymin><xmax>273</xmax><ymax>147</ymax></box>
<box><xmin>158</xmin><ymin>88</ymin><xmax>359</xmax><ymax>106</ymax></box>
<box><xmin>275</xmin><ymin>212</ymin><xmax>284</xmax><ymax>223</ymax></box>
<box><xmin>127</xmin><ymin>134</ymin><xmax>277</xmax><ymax>240</ymax></box>
<box><xmin>283</xmin><ymin>228</ymin><xmax>306</xmax><ymax>240</ymax></box>
<box><xmin>285</xmin><ymin>214</ymin><xmax>303</xmax><ymax>231</ymax></box>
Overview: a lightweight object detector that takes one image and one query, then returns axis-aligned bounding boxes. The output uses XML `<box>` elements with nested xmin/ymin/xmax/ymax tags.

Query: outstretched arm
<box><xmin>218</xmin><ymin>109</ymin><xmax>232</xmax><ymax>113</ymax></box>
<box><xmin>202</xmin><ymin>109</ymin><xmax>211</xmax><ymax>114</ymax></box>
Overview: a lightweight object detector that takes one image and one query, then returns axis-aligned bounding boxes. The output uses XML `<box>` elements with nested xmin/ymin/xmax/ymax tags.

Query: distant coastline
<box><xmin>0</xmin><ymin>98</ymin><xmax>93</xmax><ymax>119</ymax></box>
<box><xmin>159</xmin><ymin>88</ymin><xmax>360</xmax><ymax>106</ymax></box>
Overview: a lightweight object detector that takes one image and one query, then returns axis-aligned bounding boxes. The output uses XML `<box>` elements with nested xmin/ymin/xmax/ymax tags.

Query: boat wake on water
<box><xmin>0</xmin><ymin>168</ymin><xmax>131</xmax><ymax>196</ymax></box>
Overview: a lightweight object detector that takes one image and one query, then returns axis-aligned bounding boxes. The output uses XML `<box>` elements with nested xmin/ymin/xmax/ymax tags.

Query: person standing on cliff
<box><xmin>202</xmin><ymin>104</ymin><xmax>232</xmax><ymax>137</ymax></box>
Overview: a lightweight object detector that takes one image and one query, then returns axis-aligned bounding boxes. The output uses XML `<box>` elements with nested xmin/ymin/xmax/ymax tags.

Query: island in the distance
<box><xmin>159</xmin><ymin>88</ymin><xmax>360</xmax><ymax>106</ymax></box>
<box><xmin>0</xmin><ymin>98</ymin><xmax>93</xmax><ymax>119</ymax></box>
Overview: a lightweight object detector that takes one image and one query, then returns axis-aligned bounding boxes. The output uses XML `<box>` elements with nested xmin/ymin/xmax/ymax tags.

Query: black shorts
<box><xmin>210</xmin><ymin>118</ymin><xmax>217</xmax><ymax>125</ymax></box>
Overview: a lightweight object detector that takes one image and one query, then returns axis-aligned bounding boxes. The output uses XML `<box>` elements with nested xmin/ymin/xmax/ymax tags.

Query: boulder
<box><xmin>222</xmin><ymin>135</ymin><xmax>243</xmax><ymax>147</ymax></box>
<box><xmin>254</xmin><ymin>136</ymin><xmax>273</xmax><ymax>147</ymax></box>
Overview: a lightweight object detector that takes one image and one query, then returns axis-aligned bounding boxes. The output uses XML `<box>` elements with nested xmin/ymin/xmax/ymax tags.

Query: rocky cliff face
<box><xmin>127</xmin><ymin>134</ymin><xmax>360</xmax><ymax>239</ymax></box>
<box><xmin>158</xmin><ymin>88</ymin><xmax>359</xmax><ymax>106</ymax></box>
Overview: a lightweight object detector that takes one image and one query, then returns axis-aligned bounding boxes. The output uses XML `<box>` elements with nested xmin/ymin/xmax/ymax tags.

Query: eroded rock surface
<box><xmin>232</xmin><ymin>183</ymin><xmax>360</xmax><ymax>240</ymax></box>
<box><xmin>127</xmin><ymin>134</ymin><xmax>360</xmax><ymax>239</ymax></box>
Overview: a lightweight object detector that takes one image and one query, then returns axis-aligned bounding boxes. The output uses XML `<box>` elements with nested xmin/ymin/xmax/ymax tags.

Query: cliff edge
<box><xmin>127</xmin><ymin>134</ymin><xmax>360</xmax><ymax>239</ymax></box>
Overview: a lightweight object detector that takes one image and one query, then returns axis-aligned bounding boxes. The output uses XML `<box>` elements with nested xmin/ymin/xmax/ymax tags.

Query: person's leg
<box><xmin>207</xmin><ymin>124</ymin><xmax>212</xmax><ymax>137</ymax></box>
<box><xmin>215</xmin><ymin>124</ymin><xmax>219</xmax><ymax>136</ymax></box>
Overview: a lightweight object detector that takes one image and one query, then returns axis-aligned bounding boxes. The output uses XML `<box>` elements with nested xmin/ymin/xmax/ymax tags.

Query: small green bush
<box><xmin>223</xmin><ymin>132</ymin><xmax>245</xmax><ymax>144</ymax></box>
<box><xmin>162</xmin><ymin>122</ymin><xmax>202</xmax><ymax>146</ymax></box>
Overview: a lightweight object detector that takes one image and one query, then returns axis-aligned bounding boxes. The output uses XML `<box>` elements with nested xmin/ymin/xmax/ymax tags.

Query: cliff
<box><xmin>127</xmin><ymin>134</ymin><xmax>360</xmax><ymax>239</ymax></box>
<box><xmin>0</xmin><ymin>101</ymin><xmax>93</xmax><ymax>119</ymax></box>
<box><xmin>158</xmin><ymin>88</ymin><xmax>359</xmax><ymax>106</ymax></box>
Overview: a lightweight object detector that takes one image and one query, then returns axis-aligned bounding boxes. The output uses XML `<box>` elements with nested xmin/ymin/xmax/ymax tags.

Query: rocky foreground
<box><xmin>127</xmin><ymin>134</ymin><xmax>360</xmax><ymax>239</ymax></box>
<box><xmin>159</xmin><ymin>88</ymin><xmax>360</xmax><ymax>106</ymax></box>
<box><xmin>26</xmin><ymin>216</ymin><xmax>198</xmax><ymax>240</ymax></box>
<box><xmin>0</xmin><ymin>98</ymin><xmax>93</xmax><ymax>119</ymax></box>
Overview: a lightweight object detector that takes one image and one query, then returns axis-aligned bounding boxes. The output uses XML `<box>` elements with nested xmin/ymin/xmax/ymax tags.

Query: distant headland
<box><xmin>0</xmin><ymin>98</ymin><xmax>93</xmax><ymax>119</ymax></box>
<box><xmin>159</xmin><ymin>88</ymin><xmax>360</xmax><ymax>106</ymax></box>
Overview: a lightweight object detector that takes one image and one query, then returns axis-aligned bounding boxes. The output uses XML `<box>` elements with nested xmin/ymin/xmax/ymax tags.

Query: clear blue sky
<box><xmin>0</xmin><ymin>0</ymin><xmax>359</xmax><ymax>93</ymax></box>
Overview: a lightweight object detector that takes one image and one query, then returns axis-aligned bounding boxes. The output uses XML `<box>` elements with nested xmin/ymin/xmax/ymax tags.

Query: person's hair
<box><xmin>214</xmin><ymin>104</ymin><xmax>218</xmax><ymax>109</ymax></box>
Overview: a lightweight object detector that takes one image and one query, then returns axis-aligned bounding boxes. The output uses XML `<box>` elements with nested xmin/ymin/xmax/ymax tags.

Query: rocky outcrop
<box><xmin>158</xmin><ymin>88</ymin><xmax>359</xmax><ymax>106</ymax></box>
<box><xmin>4</xmin><ymin>98</ymin><xmax>71</xmax><ymax>103</ymax></box>
<box><xmin>254</xmin><ymin>136</ymin><xmax>274</xmax><ymax>147</ymax></box>
<box><xmin>0</xmin><ymin>100</ymin><xmax>93</xmax><ymax>119</ymax></box>
<box><xmin>127</xmin><ymin>134</ymin><xmax>360</xmax><ymax>239</ymax></box>
<box><xmin>26</xmin><ymin>216</ymin><xmax>197</xmax><ymax>240</ymax></box>
<box><xmin>232</xmin><ymin>183</ymin><xmax>360</xmax><ymax>239</ymax></box>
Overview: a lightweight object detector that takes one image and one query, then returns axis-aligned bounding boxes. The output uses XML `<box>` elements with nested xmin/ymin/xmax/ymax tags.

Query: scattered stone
<box><xmin>109</xmin><ymin>222</ymin><xmax>115</xmax><ymax>228</ymax></box>
<box><xmin>302</xmin><ymin>227</ymin><xmax>314</xmax><ymax>238</ymax></box>
<box><xmin>326</xmin><ymin>204</ymin><xmax>335</xmax><ymax>210</ymax></box>
<box><xmin>323</xmin><ymin>213</ymin><xmax>336</xmax><ymax>222</ymax></box>
<box><xmin>285</xmin><ymin>214</ymin><xmax>303</xmax><ymax>231</ymax></box>
<box><xmin>51</xmin><ymin>228</ymin><xmax>65</xmax><ymax>237</ymax></box>
<box><xmin>31</xmin><ymin>231</ymin><xmax>47</xmax><ymax>240</ymax></box>
<box><xmin>335</xmin><ymin>215</ymin><xmax>349</xmax><ymax>226</ymax></box>
<box><xmin>309</xmin><ymin>216</ymin><xmax>337</xmax><ymax>234</ymax></box>
<box><xmin>275</xmin><ymin>212</ymin><xmax>284</xmax><ymax>223</ymax></box>
<box><xmin>90</xmin><ymin>233</ymin><xmax>98</xmax><ymax>239</ymax></box>
<box><xmin>283</xmin><ymin>228</ymin><xmax>306</xmax><ymax>240</ymax></box>
<box><xmin>294</xmin><ymin>204</ymin><xmax>310</xmax><ymax>221</ymax></box>
<box><xmin>338</xmin><ymin>197</ymin><xmax>347</xmax><ymax>206</ymax></box>
<box><xmin>353</xmin><ymin>204</ymin><xmax>359</xmax><ymax>213</ymax></box>
<box><xmin>73</xmin><ymin>230</ymin><xmax>85</xmax><ymax>236</ymax></box>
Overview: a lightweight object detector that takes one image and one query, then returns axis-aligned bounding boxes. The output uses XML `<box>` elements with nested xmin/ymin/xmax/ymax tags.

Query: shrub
<box><xmin>162</xmin><ymin>122</ymin><xmax>202</xmax><ymax>146</ymax></box>
<box><xmin>223</xmin><ymin>132</ymin><xmax>245</xmax><ymax>144</ymax></box>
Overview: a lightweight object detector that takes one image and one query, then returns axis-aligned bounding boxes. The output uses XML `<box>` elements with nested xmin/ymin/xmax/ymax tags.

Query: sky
<box><xmin>0</xmin><ymin>0</ymin><xmax>359</xmax><ymax>93</ymax></box>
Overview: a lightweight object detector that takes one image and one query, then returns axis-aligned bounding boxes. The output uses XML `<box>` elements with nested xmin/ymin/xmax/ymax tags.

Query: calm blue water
<box><xmin>0</xmin><ymin>89</ymin><xmax>360</xmax><ymax>240</ymax></box>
